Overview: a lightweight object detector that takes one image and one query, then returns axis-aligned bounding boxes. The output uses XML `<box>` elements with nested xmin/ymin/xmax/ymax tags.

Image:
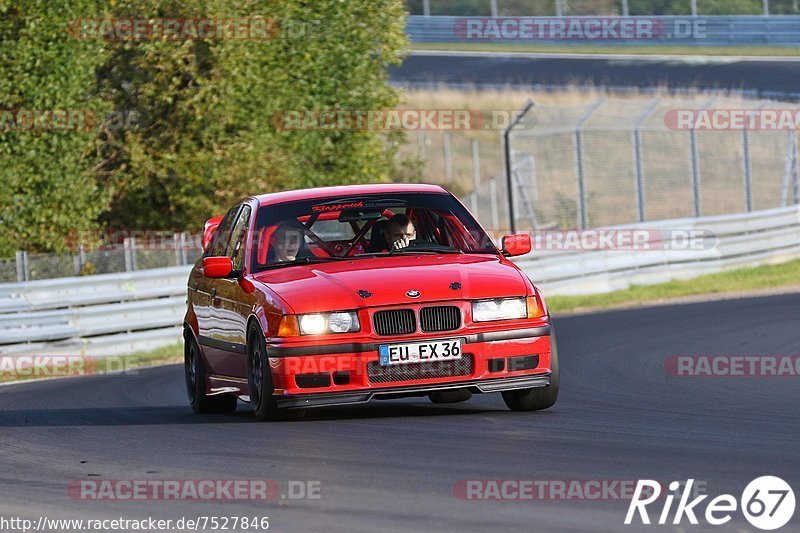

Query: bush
<box><xmin>1</xmin><ymin>0</ymin><xmax>411</xmax><ymax>256</ymax></box>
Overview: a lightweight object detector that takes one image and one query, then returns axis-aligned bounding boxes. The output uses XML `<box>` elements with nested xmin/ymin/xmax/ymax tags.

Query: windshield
<box><xmin>251</xmin><ymin>192</ymin><xmax>496</xmax><ymax>272</ymax></box>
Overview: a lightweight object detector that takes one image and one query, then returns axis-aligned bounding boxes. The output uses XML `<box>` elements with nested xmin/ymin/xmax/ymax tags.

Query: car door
<box><xmin>209</xmin><ymin>203</ymin><xmax>256</xmax><ymax>378</ymax></box>
<box><xmin>196</xmin><ymin>204</ymin><xmax>241</xmax><ymax>373</ymax></box>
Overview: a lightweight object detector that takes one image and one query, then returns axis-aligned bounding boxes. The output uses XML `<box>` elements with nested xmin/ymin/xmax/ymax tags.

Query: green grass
<box><xmin>0</xmin><ymin>343</ymin><xmax>182</xmax><ymax>384</ymax></box>
<box><xmin>547</xmin><ymin>259</ymin><xmax>800</xmax><ymax>314</ymax></box>
<box><xmin>411</xmin><ymin>42</ymin><xmax>800</xmax><ymax>56</ymax></box>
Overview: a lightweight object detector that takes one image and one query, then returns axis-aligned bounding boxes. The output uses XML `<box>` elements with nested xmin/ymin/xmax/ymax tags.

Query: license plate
<box><xmin>378</xmin><ymin>339</ymin><xmax>462</xmax><ymax>366</ymax></box>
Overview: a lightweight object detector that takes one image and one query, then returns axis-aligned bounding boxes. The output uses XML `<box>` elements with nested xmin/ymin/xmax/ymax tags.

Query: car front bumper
<box><xmin>274</xmin><ymin>373</ymin><xmax>551</xmax><ymax>409</ymax></box>
<box><xmin>265</xmin><ymin>325</ymin><xmax>553</xmax><ymax>408</ymax></box>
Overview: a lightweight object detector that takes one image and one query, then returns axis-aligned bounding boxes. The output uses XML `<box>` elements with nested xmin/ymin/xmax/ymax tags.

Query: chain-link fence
<box><xmin>0</xmin><ymin>233</ymin><xmax>203</xmax><ymax>283</ymax></box>
<box><xmin>6</xmin><ymin>97</ymin><xmax>800</xmax><ymax>279</ymax></box>
<box><xmin>407</xmin><ymin>97</ymin><xmax>800</xmax><ymax>231</ymax></box>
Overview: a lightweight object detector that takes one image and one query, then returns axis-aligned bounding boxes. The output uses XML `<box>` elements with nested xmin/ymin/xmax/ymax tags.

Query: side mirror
<box><xmin>203</xmin><ymin>256</ymin><xmax>233</xmax><ymax>278</ymax></box>
<box><xmin>502</xmin><ymin>233</ymin><xmax>532</xmax><ymax>257</ymax></box>
<box><xmin>202</xmin><ymin>215</ymin><xmax>224</xmax><ymax>251</ymax></box>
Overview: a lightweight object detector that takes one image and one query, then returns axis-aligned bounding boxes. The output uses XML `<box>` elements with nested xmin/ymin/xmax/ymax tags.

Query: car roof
<box><xmin>250</xmin><ymin>183</ymin><xmax>450</xmax><ymax>207</ymax></box>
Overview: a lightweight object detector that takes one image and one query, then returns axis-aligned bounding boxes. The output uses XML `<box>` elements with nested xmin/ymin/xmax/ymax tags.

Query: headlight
<box><xmin>298</xmin><ymin>311</ymin><xmax>360</xmax><ymax>335</ymax></box>
<box><xmin>328</xmin><ymin>312</ymin><xmax>357</xmax><ymax>333</ymax></box>
<box><xmin>472</xmin><ymin>297</ymin><xmax>527</xmax><ymax>322</ymax></box>
<box><xmin>298</xmin><ymin>314</ymin><xmax>327</xmax><ymax>335</ymax></box>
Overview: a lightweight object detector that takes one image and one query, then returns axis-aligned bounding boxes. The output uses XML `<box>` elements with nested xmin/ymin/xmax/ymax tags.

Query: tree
<box><xmin>0</xmin><ymin>0</ymin><xmax>411</xmax><ymax>255</ymax></box>
<box><xmin>99</xmin><ymin>0</ymin><xmax>410</xmax><ymax>231</ymax></box>
<box><xmin>0</xmin><ymin>0</ymin><xmax>109</xmax><ymax>256</ymax></box>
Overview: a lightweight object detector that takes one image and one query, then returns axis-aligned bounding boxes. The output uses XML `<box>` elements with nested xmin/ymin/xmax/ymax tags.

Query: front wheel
<box><xmin>247</xmin><ymin>322</ymin><xmax>292</xmax><ymax>421</ymax></box>
<box><xmin>502</xmin><ymin>328</ymin><xmax>559</xmax><ymax>412</ymax></box>
<box><xmin>185</xmin><ymin>329</ymin><xmax>237</xmax><ymax>414</ymax></box>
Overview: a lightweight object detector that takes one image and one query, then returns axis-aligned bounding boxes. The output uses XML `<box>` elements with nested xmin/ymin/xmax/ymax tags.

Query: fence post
<box><xmin>781</xmin><ymin>130</ymin><xmax>794</xmax><ymax>206</ymax></box>
<box><xmin>793</xmin><ymin>130</ymin><xmax>800</xmax><ymax>204</ymax></box>
<box><xmin>490</xmin><ymin>0</ymin><xmax>498</xmax><ymax>17</ymax></box>
<box><xmin>15</xmin><ymin>251</ymin><xmax>28</xmax><ymax>282</ymax></box>
<box><xmin>470</xmin><ymin>191</ymin><xmax>479</xmax><ymax>217</ymax></box>
<box><xmin>632</xmin><ymin>129</ymin><xmax>646</xmax><ymax>222</ymax></box>
<box><xmin>122</xmin><ymin>237</ymin><xmax>133</xmax><ymax>272</ymax></box>
<box><xmin>621</xmin><ymin>0</ymin><xmax>629</xmax><ymax>16</ymax></box>
<box><xmin>76</xmin><ymin>244</ymin><xmax>86</xmax><ymax>275</ymax></box>
<box><xmin>489</xmin><ymin>177</ymin><xmax>500</xmax><ymax>231</ymax></box>
<box><xmin>555</xmin><ymin>0</ymin><xmax>563</xmax><ymax>17</ymax></box>
<box><xmin>423</xmin><ymin>0</ymin><xmax>430</xmax><ymax>17</ymax></box>
<box><xmin>691</xmin><ymin>0</ymin><xmax>697</xmax><ymax>16</ymax></box>
<box><xmin>443</xmin><ymin>132</ymin><xmax>453</xmax><ymax>182</ymax></box>
<box><xmin>574</xmin><ymin>130</ymin><xmax>588</xmax><ymax>229</ymax></box>
<box><xmin>180</xmin><ymin>233</ymin><xmax>188</xmax><ymax>265</ymax></box>
<box><xmin>131</xmin><ymin>235</ymin><xmax>138</xmax><ymax>270</ymax></box>
<box><xmin>471</xmin><ymin>139</ymin><xmax>481</xmax><ymax>214</ymax></box>
<box><xmin>743</xmin><ymin>128</ymin><xmax>753</xmax><ymax>212</ymax></box>
<box><xmin>690</xmin><ymin>129</ymin><xmax>701</xmax><ymax>217</ymax></box>
<box><xmin>632</xmin><ymin>99</ymin><xmax>659</xmax><ymax>223</ymax></box>
<box><xmin>504</xmin><ymin>100</ymin><xmax>535</xmax><ymax>233</ymax></box>
<box><xmin>689</xmin><ymin>98</ymin><xmax>715</xmax><ymax>217</ymax></box>
<box><xmin>174</xmin><ymin>233</ymin><xmax>183</xmax><ymax>266</ymax></box>
<box><xmin>573</xmin><ymin>99</ymin><xmax>603</xmax><ymax>230</ymax></box>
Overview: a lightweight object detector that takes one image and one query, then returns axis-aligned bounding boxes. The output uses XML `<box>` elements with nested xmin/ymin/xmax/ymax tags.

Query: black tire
<box><xmin>247</xmin><ymin>322</ymin><xmax>291</xmax><ymax>421</ymax></box>
<box><xmin>502</xmin><ymin>328</ymin><xmax>560</xmax><ymax>412</ymax></box>
<box><xmin>185</xmin><ymin>329</ymin><xmax>238</xmax><ymax>414</ymax></box>
<box><xmin>429</xmin><ymin>389</ymin><xmax>472</xmax><ymax>404</ymax></box>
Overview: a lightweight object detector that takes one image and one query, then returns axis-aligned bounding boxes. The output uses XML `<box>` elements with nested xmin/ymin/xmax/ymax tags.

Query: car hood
<box><xmin>251</xmin><ymin>255</ymin><xmax>528</xmax><ymax>314</ymax></box>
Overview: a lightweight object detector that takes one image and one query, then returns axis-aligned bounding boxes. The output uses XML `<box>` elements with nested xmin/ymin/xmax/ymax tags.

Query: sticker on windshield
<box><xmin>311</xmin><ymin>201</ymin><xmax>364</xmax><ymax>213</ymax></box>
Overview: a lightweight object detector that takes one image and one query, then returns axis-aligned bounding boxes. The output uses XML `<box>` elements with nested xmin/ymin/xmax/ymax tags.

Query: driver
<box><xmin>269</xmin><ymin>222</ymin><xmax>304</xmax><ymax>262</ymax></box>
<box><xmin>386</xmin><ymin>214</ymin><xmax>417</xmax><ymax>250</ymax></box>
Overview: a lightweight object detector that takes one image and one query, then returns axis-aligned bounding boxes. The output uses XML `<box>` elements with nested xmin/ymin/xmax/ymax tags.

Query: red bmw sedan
<box><xmin>184</xmin><ymin>183</ymin><xmax>558</xmax><ymax>420</ymax></box>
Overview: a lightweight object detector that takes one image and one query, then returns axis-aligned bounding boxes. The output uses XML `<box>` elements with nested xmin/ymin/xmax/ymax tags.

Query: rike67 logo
<box><xmin>626</xmin><ymin>477</ymin><xmax>796</xmax><ymax>530</ymax></box>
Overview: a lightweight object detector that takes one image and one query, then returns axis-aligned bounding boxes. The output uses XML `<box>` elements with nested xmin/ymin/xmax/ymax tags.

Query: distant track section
<box><xmin>391</xmin><ymin>51</ymin><xmax>800</xmax><ymax>99</ymax></box>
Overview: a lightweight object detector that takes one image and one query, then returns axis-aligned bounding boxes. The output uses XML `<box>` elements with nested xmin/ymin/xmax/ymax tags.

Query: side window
<box><xmin>228</xmin><ymin>205</ymin><xmax>252</xmax><ymax>271</ymax></box>
<box><xmin>208</xmin><ymin>205</ymin><xmax>241</xmax><ymax>257</ymax></box>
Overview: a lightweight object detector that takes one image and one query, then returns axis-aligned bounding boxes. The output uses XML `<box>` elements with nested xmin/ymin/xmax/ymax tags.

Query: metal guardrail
<box><xmin>517</xmin><ymin>205</ymin><xmax>800</xmax><ymax>295</ymax></box>
<box><xmin>406</xmin><ymin>15</ymin><xmax>800</xmax><ymax>46</ymax></box>
<box><xmin>0</xmin><ymin>206</ymin><xmax>798</xmax><ymax>356</ymax></box>
<box><xmin>0</xmin><ymin>266</ymin><xmax>191</xmax><ymax>356</ymax></box>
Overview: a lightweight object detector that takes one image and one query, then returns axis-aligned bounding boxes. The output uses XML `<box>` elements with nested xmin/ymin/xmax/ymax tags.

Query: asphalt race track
<box><xmin>391</xmin><ymin>51</ymin><xmax>800</xmax><ymax>98</ymax></box>
<box><xmin>1</xmin><ymin>293</ymin><xmax>799</xmax><ymax>532</ymax></box>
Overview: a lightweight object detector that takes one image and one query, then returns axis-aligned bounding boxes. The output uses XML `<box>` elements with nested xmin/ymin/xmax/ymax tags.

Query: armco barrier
<box><xmin>0</xmin><ymin>266</ymin><xmax>191</xmax><ymax>356</ymax></box>
<box><xmin>0</xmin><ymin>206</ymin><xmax>798</xmax><ymax>356</ymax></box>
<box><xmin>405</xmin><ymin>15</ymin><xmax>800</xmax><ymax>46</ymax></box>
<box><xmin>518</xmin><ymin>205</ymin><xmax>800</xmax><ymax>295</ymax></box>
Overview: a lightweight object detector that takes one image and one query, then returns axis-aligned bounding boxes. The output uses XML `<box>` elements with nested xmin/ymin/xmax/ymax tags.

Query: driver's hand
<box><xmin>391</xmin><ymin>237</ymin><xmax>411</xmax><ymax>250</ymax></box>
